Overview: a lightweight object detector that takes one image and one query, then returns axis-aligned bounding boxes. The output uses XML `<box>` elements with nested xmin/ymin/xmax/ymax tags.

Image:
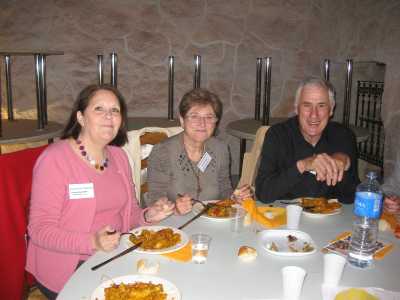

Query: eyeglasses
<box><xmin>93</xmin><ymin>106</ymin><xmax>121</xmax><ymax>117</ymax></box>
<box><xmin>185</xmin><ymin>114</ymin><xmax>218</xmax><ymax>125</ymax></box>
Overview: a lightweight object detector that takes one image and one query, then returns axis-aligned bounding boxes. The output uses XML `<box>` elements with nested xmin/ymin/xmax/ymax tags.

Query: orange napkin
<box><xmin>325</xmin><ymin>231</ymin><xmax>394</xmax><ymax>260</ymax></box>
<box><xmin>161</xmin><ymin>241</ymin><xmax>192</xmax><ymax>262</ymax></box>
<box><xmin>242</xmin><ymin>198</ymin><xmax>286</xmax><ymax>228</ymax></box>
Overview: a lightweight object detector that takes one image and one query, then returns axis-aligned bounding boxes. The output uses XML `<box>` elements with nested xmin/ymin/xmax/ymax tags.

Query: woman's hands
<box><xmin>231</xmin><ymin>184</ymin><xmax>253</xmax><ymax>202</ymax></box>
<box><xmin>384</xmin><ymin>195</ymin><xmax>400</xmax><ymax>215</ymax></box>
<box><xmin>92</xmin><ymin>225</ymin><xmax>120</xmax><ymax>252</ymax></box>
<box><xmin>145</xmin><ymin>195</ymin><xmax>193</xmax><ymax>223</ymax></box>
<box><xmin>145</xmin><ymin>197</ymin><xmax>175</xmax><ymax>223</ymax></box>
<box><xmin>175</xmin><ymin>194</ymin><xmax>193</xmax><ymax>215</ymax></box>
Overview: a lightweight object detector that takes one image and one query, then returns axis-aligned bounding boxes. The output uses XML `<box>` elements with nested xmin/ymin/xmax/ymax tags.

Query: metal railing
<box><xmin>0</xmin><ymin>50</ymin><xmax>64</xmax><ymax>135</ymax></box>
<box><xmin>254</xmin><ymin>57</ymin><xmax>272</xmax><ymax>125</ymax></box>
<box><xmin>356</xmin><ymin>80</ymin><xmax>385</xmax><ymax>168</ymax></box>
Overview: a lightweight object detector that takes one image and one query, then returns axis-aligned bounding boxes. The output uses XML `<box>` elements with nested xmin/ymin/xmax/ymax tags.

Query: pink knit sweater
<box><xmin>26</xmin><ymin>140</ymin><xmax>147</xmax><ymax>292</ymax></box>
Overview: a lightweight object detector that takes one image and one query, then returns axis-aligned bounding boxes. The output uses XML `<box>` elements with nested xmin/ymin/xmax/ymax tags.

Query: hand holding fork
<box><xmin>231</xmin><ymin>184</ymin><xmax>254</xmax><ymax>203</ymax></box>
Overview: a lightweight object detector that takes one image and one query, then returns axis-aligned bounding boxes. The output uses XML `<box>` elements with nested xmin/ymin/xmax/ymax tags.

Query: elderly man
<box><xmin>255</xmin><ymin>77</ymin><xmax>360</xmax><ymax>203</ymax></box>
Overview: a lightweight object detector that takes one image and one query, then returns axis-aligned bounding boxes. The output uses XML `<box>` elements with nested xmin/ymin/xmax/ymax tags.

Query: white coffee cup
<box><xmin>281</xmin><ymin>266</ymin><xmax>307</xmax><ymax>300</ymax></box>
<box><xmin>286</xmin><ymin>205</ymin><xmax>303</xmax><ymax>230</ymax></box>
<box><xmin>323</xmin><ymin>253</ymin><xmax>347</xmax><ymax>286</ymax></box>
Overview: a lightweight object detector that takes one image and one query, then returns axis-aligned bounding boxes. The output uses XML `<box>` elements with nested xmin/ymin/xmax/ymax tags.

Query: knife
<box><xmin>91</xmin><ymin>241</ymin><xmax>142</xmax><ymax>271</ymax></box>
<box><xmin>279</xmin><ymin>200</ymin><xmax>301</xmax><ymax>205</ymax></box>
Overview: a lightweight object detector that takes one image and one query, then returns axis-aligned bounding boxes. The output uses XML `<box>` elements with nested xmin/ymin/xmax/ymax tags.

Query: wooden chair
<box><xmin>122</xmin><ymin>127</ymin><xmax>183</xmax><ymax>207</ymax></box>
<box><xmin>0</xmin><ymin>145</ymin><xmax>47</xmax><ymax>300</ymax></box>
<box><xmin>238</xmin><ymin>126</ymin><xmax>269</xmax><ymax>188</ymax></box>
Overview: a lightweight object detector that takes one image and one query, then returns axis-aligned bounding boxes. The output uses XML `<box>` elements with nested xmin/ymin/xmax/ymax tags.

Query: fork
<box><xmin>177</xmin><ymin>193</ymin><xmax>210</xmax><ymax>208</ymax></box>
<box><xmin>106</xmin><ymin>230</ymin><xmax>133</xmax><ymax>236</ymax></box>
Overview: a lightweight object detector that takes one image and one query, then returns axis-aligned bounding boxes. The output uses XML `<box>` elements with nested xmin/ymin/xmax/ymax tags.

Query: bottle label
<box><xmin>354</xmin><ymin>191</ymin><xmax>382</xmax><ymax>218</ymax></box>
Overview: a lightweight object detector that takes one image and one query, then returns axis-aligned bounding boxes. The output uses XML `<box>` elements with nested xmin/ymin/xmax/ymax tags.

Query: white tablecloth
<box><xmin>57</xmin><ymin>204</ymin><xmax>400</xmax><ymax>300</ymax></box>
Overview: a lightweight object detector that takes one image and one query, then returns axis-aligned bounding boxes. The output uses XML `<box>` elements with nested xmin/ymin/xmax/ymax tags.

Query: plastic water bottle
<box><xmin>348</xmin><ymin>171</ymin><xmax>383</xmax><ymax>268</ymax></box>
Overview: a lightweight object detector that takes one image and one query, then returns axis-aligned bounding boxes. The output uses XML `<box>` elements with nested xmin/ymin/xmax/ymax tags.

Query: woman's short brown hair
<box><xmin>61</xmin><ymin>84</ymin><xmax>128</xmax><ymax>146</ymax></box>
<box><xmin>179</xmin><ymin>88</ymin><xmax>223</xmax><ymax>124</ymax></box>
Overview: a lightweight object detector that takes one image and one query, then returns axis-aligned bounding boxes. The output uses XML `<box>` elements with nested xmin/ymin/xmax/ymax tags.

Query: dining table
<box><xmin>0</xmin><ymin>119</ymin><xmax>63</xmax><ymax>144</ymax></box>
<box><xmin>57</xmin><ymin>202</ymin><xmax>399</xmax><ymax>300</ymax></box>
<box><xmin>0</xmin><ymin>119</ymin><xmax>63</xmax><ymax>154</ymax></box>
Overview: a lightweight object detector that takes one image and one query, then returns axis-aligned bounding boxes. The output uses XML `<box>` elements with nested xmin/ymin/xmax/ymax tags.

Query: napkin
<box><xmin>242</xmin><ymin>198</ymin><xmax>286</xmax><ymax>228</ymax></box>
<box><xmin>322</xmin><ymin>232</ymin><xmax>394</xmax><ymax>260</ymax></box>
<box><xmin>161</xmin><ymin>241</ymin><xmax>192</xmax><ymax>262</ymax></box>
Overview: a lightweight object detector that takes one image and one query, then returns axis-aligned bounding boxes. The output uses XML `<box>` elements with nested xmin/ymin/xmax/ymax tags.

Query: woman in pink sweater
<box><xmin>26</xmin><ymin>84</ymin><xmax>192</xmax><ymax>299</ymax></box>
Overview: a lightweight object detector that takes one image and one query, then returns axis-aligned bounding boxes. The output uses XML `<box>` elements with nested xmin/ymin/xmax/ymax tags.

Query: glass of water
<box><xmin>191</xmin><ymin>233</ymin><xmax>211</xmax><ymax>264</ymax></box>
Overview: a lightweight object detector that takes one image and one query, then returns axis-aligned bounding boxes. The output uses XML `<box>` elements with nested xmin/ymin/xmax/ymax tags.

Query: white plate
<box><xmin>91</xmin><ymin>274</ymin><xmax>181</xmax><ymax>300</ymax></box>
<box><xmin>125</xmin><ymin>225</ymin><xmax>189</xmax><ymax>254</ymax></box>
<box><xmin>301</xmin><ymin>198</ymin><xmax>342</xmax><ymax>218</ymax></box>
<box><xmin>192</xmin><ymin>200</ymin><xmax>245</xmax><ymax>222</ymax></box>
<box><xmin>258</xmin><ymin>229</ymin><xmax>317</xmax><ymax>257</ymax></box>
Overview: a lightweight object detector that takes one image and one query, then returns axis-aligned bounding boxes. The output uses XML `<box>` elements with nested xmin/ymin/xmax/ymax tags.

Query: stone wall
<box><xmin>1</xmin><ymin>0</ymin><xmax>400</xmax><ymax>175</ymax></box>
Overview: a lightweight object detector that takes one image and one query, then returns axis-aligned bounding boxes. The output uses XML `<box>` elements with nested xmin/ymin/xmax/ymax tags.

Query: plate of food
<box><xmin>91</xmin><ymin>274</ymin><xmax>181</xmax><ymax>300</ymax></box>
<box><xmin>299</xmin><ymin>197</ymin><xmax>342</xmax><ymax>217</ymax></box>
<box><xmin>258</xmin><ymin>229</ymin><xmax>317</xmax><ymax>256</ymax></box>
<box><xmin>126</xmin><ymin>226</ymin><xmax>189</xmax><ymax>254</ymax></box>
<box><xmin>192</xmin><ymin>199</ymin><xmax>245</xmax><ymax>221</ymax></box>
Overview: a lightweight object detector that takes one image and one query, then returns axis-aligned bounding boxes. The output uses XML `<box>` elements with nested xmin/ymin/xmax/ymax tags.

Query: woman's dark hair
<box><xmin>179</xmin><ymin>88</ymin><xmax>223</xmax><ymax>125</ymax></box>
<box><xmin>61</xmin><ymin>84</ymin><xmax>128</xmax><ymax>146</ymax></box>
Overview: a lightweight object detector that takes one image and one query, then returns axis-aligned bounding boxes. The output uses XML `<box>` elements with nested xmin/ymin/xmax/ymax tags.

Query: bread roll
<box><xmin>137</xmin><ymin>259</ymin><xmax>160</xmax><ymax>275</ymax></box>
<box><xmin>238</xmin><ymin>246</ymin><xmax>257</xmax><ymax>262</ymax></box>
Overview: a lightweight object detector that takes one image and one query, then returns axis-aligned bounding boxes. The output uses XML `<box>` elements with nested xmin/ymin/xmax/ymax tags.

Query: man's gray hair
<box><xmin>294</xmin><ymin>77</ymin><xmax>335</xmax><ymax>110</ymax></box>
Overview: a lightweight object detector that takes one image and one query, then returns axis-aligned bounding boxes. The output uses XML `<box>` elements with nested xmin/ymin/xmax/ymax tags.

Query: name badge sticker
<box><xmin>69</xmin><ymin>183</ymin><xmax>95</xmax><ymax>200</ymax></box>
<box><xmin>197</xmin><ymin>152</ymin><xmax>212</xmax><ymax>173</ymax></box>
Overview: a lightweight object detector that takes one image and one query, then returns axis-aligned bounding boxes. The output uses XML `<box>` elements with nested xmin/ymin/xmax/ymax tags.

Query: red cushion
<box><xmin>0</xmin><ymin>146</ymin><xmax>47</xmax><ymax>299</ymax></box>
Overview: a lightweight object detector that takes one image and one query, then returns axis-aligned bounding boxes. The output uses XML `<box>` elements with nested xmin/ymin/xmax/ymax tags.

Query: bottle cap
<box><xmin>366</xmin><ymin>171</ymin><xmax>378</xmax><ymax>180</ymax></box>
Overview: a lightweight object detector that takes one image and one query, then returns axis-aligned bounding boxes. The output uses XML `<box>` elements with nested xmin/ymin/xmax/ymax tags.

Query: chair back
<box><xmin>238</xmin><ymin>126</ymin><xmax>269</xmax><ymax>188</ymax></box>
<box><xmin>0</xmin><ymin>145</ymin><xmax>47</xmax><ymax>299</ymax></box>
<box><xmin>123</xmin><ymin>127</ymin><xmax>183</xmax><ymax>206</ymax></box>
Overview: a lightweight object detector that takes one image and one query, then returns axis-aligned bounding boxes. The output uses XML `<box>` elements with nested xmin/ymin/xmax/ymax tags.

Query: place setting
<box><xmin>90</xmin><ymin>274</ymin><xmax>181</xmax><ymax>300</ymax></box>
<box><xmin>90</xmin><ymin>195</ymin><xmax>228</xmax><ymax>272</ymax></box>
<box><xmin>124</xmin><ymin>225</ymin><xmax>189</xmax><ymax>255</ymax></box>
<box><xmin>252</xmin><ymin>199</ymin><xmax>318</xmax><ymax>258</ymax></box>
<box><xmin>278</xmin><ymin>197</ymin><xmax>343</xmax><ymax>218</ymax></box>
<box><xmin>191</xmin><ymin>198</ymin><xmax>246</xmax><ymax>222</ymax></box>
